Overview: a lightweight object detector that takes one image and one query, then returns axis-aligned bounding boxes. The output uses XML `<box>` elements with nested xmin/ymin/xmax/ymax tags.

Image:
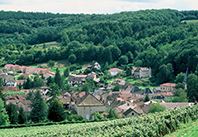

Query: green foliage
<box><xmin>93</xmin><ymin>112</ymin><xmax>104</xmax><ymax>120</ymax></box>
<box><xmin>112</xmin><ymin>84</ymin><xmax>121</xmax><ymax>91</ymax></box>
<box><xmin>68</xmin><ymin>114</ymin><xmax>85</xmax><ymax>121</ymax></box>
<box><xmin>48</xmin><ymin>98</ymin><xmax>65</xmax><ymax>122</ymax></box>
<box><xmin>175</xmin><ymin>72</ymin><xmax>185</xmax><ymax>83</ymax></box>
<box><xmin>6</xmin><ymin>103</ymin><xmax>18</xmax><ymax>124</ymax></box>
<box><xmin>175</xmin><ymin>83</ymin><xmax>185</xmax><ymax>89</ymax></box>
<box><xmin>63</xmin><ymin>67</ymin><xmax>70</xmax><ymax>77</ymax></box>
<box><xmin>17</xmin><ymin>75</ymin><xmax>26</xmax><ymax>80</ymax></box>
<box><xmin>107</xmin><ymin>108</ymin><xmax>118</xmax><ymax>118</ymax></box>
<box><xmin>18</xmin><ymin>107</ymin><xmax>26</xmax><ymax>124</ymax></box>
<box><xmin>166</xmin><ymin>88</ymin><xmax>188</xmax><ymax>102</ymax></box>
<box><xmin>147</xmin><ymin>103</ymin><xmax>166</xmax><ymax>114</ymax></box>
<box><xmin>119</xmin><ymin>55</ymin><xmax>128</xmax><ymax>65</ymax></box>
<box><xmin>68</xmin><ymin>54</ymin><xmax>76</xmax><ymax>64</ymax></box>
<box><xmin>144</xmin><ymin>94</ymin><xmax>150</xmax><ymax>102</ymax></box>
<box><xmin>186</xmin><ymin>74</ymin><xmax>198</xmax><ymax>102</ymax></box>
<box><xmin>48</xmin><ymin>60</ymin><xmax>55</xmax><ymax>69</ymax></box>
<box><xmin>29</xmin><ymin>90</ymin><xmax>48</xmax><ymax>123</ymax></box>
<box><xmin>48</xmin><ymin>83</ymin><xmax>61</xmax><ymax>100</ymax></box>
<box><xmin>46</xmin><ymin>76</ymin><xmax>54</xmax><ymax>86</ymax></box>
<box><xmin>32</xmin><ymin>75</ymin><xmax>44</xmax><ymax>88</ymax></box>
<box><xmin>23</xmin><ymin>78</ymin><xmax>32</xmax><ymax>89</ymax></box>
<box><xmin>54</xmin><ymin>68</ymin><xmax>63</xmax><ymax>89</ymax></box>
<box><xmin>0</xmin><ymin>98</ymin><xmax>9</xmax><ymax>126</ymax></box>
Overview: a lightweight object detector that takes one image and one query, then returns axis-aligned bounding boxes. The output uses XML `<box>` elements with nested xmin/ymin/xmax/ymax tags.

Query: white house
<box><xmin>132</xmin><ymin>67</ymin><xmax>151</xmax><ymax>78</ymax></box>
<box><xmin>108</xmin><ymin>68</ymin><xmax>123</xmax><ymax>76</ymax></box>
<box><xmin>160</xmin><ymin>83</ymin><xmax>177</xmax><ymax>92</ymax></box>
<box><xmin>6</xmin><ymin>80</ymin><xmax>17</xmax><ymax>87</ymax></box>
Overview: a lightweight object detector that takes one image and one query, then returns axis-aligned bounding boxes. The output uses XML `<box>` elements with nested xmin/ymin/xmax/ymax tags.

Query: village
<box><xmin>1</xmin><ymin>61</ymin><xmax>194</xmax><ymax>120</ymax></box>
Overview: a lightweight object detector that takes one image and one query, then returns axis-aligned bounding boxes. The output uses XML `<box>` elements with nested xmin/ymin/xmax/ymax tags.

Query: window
<box><xmin>132</xmin><ymin>112</ymin><xmax>134</xmax><ymax>116</ymax></box>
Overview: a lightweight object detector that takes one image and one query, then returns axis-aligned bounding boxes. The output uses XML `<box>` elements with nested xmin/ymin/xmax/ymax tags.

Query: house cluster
<box><xmin>4</xmin><ymin>64</ymin><xmax>55</xmax><ymax>76</ymax></box>
<box><xmin>56</xmin><ymin>80</ymin><xmax>193</xmax><ymax>120</ymax></box>
<box><xmin>3</xmin><ymin>62</ymin><xmax>193</xmax><ymax>121</ymax></box>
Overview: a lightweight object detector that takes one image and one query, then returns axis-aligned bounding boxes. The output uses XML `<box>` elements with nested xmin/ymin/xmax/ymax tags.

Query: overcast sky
<box><xmin>0</xmin><ymin>0</ymin><xmax>197</xmax><ymax>14</ymax></box>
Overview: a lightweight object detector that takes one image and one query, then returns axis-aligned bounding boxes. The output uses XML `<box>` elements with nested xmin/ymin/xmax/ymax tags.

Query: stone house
<box><xmin>75</xmin><ymin>94</ymin><xmax>105</xmax><ymax>120</ymax></box>
<box><xmin>160</xmin><ymin>83</ymin><xmax>177</xmax><ymax>92</ymax></box>
<box><xmin>87</xmin><ymin>72</ymin><xmax>97</xmax><ymax>81</ymax></box>
<box><xmin>68</xmin><ymin>77</ymin><xmax>85</xmax><ymax>86</ymax></box>
<box><xmin>123</xmin><ymin>108</ymin><xmax>144</xmax><ymax>118</ymax></box>
<box><xmin>132</xmin><ymin>67</ymin><xmax>151</xmax><ymax>78</ymax></box>
<box><xmin>112</xmin><ymin>79</ymin><xmax>125</xmax><ymax>85</ymax></box>
<box><xmin>108</xmin><ymin>68</ymin><xmax>123</xmax><ymax>76</ymax></box>
<box><xmin>87</xmin><ymin>61</ymin><xmax>101</xmax><ymax>70</ymax></box>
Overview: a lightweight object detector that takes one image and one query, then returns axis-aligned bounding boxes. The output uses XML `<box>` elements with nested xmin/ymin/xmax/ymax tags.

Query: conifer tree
<box><xmin>54</xmin><ymin>68</ymin><xmax>62</xmax><ymax>89</ymax></box>
<box><xmin>64</xmin><ymin>67</ymin><xmax>70</xmax><ymax>77</ymax></box>
<box><xmin>18</xmin><ymin>106</ymin><xmax>26</xmax><ymax>124</ymax></box>
<box><xmin>29</xmin><ymin>90</ymin><xmax>48</xmax><ymax>122</ymax></box>
<box><xmin>144</xmin><ymin>94</ymin><xmax>150</xmax><ymax>102</ymax></box>
<box><xmin>0</xmin><ymin>98</ymin><xmax>9</xmax><ymax>125</ymax></box>
<box><xmin>46</xmin><ymin>76</ymin><xmax>54</xmax><ymax>86</ymax></box>
<box><xmin>48</xmin><ymin>98</ymin><xmax>65</xmax><ymax>122</ymax></box>
<box><xmin>6</xmin><ymin>103</ymin><xmax>18</xmax><ymax>124</ymax></box>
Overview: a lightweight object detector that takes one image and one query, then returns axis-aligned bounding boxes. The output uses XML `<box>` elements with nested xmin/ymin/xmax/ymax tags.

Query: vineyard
<box><xmin>0</xmin><ymin>105</ymin><xmax>197</xmax><ymax>137</ymax></box>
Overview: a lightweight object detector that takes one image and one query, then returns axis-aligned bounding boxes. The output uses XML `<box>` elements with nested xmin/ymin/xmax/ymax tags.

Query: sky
<box><xmin>0</xmin><ymin>0</ymin><xmax>197</xmax><ymax>14</ymax></box>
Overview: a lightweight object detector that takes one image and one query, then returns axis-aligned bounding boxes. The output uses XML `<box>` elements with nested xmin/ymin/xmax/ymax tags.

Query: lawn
<box><xmin>165</xmin><ymin>119</ymin><xmax>198</xmax><ymax>137</ymax></box>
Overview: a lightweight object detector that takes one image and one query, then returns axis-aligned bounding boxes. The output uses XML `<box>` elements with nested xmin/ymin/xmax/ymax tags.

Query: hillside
<box><xmin>0</xmin><ymin>105</ymin><xmax>197</xmax><ymax>137</ymax></box>
<box><xmin>0</xmin><ymin>9</ymin><xmax>198</xmax><ymax>84</ymax></box>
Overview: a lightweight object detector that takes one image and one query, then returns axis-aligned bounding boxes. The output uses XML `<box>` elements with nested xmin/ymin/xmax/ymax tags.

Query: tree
<box><xmin>0</xmin><ymin>98</ymin><xmax>9</xmax><ymax>125</ymax></box>
<box><xmin>23</xmin><ymin>78</ymin><xmax>32</xmax><ymax>89</ymax></box>
<box><xmin>48</xmin><ymin>60</ymin><xmax>55</xmax><ymax>69</ymax></box>
<box><xmin>195</xmin><ymin>64</ymin><xmax>198</xmax><ymax>76</ymax></box>
<box><xmin>175</xmin><ymin>83</ymin><xmax>185</xmax><ymax>89</ymax></box>
<box><xmin>68</xmin><ymin>114</ymin><xmax>84</xmax><ymax>121</ymax></box>
<box><xmin>144</xmin><ymin>94</ymin><xmax>150</xmax><ymax>102</ymax></box>
<box><xmin>48</xmin><ymin>98</ymin><xmax>65</xmax><ymax>122</ymax></box>
<box><xmin>48</xmin><ymin>83</ymin><xmax>61</xmax><ymax>101</ymax></box>
<box><xmin>17</xmin><ymin>75</ymin><xmax>26</xmax><ymax>80</ymax></box>
<box><xmin>126</xmin><ymin>51</ymin><xmax>133</xmax><ymax>63</ymax></box>
<box><xmin>68</xmin><ymin>54</ymin><xmax>76</xmax><ymax>64</ymax></box>
<box><xmin>125</xmin><ymin>66</ymin><xmax>131</xmax><ymax>76</ymax></box>
<box><xmin>186</xmin><ymin>74</ymin><xmax>198</xmax><ymax>102</ymax></box>
<box><xmin>93</xmin><ymin>112</ymin><xmax>104</xmax><ymax>120</ymax></box>
<box><xmin>119</xmin><ymin>55</ymin><xmax>128</xmax><ymax>65</ymax></box>
<box><xmin>64</xmin><ymin>67</ymin><xmax>70</xmax><ymax>77</ymax></box>
<box><xmin>29</xmin><ymin>90</ymin><xmax>48</xmax><ymax>122</ymax></box>
<box><xmin>175</xmin><ymin>72</ymin><xmax>185</xmax><ymax>83</ymax></box>
<box><xmin>18</xmin><ymin>106</ymin><xmax>26</xmax><ymax>124</ymax></box>
<box><xmin>147</xmin><ymin>103</ymin><xmax>166</xmax><ymax>114</ymax></box>
<box><xmin>112</xmin><ymin>84</ymin><xmax>121</xmax><ymax>91</ymax></box>
<box><xmin>54</xmin><ymin>68</ymin><xmax>62</xmax><ymax>89</ymax></box>
<box><xmin>107</xmin><ymin>108</ymin><xmax>118</xmax><ymax>118</ymax></box>
<box><xmin>6</xmin><ymin>103</ymin><xmax>18</xmax><ymax>124</ymax></box>
<box><xmin>32</xmin><ymin>75</ymin><xmax>44</xmax><ymax>88</ymax></box>
<box><xmin>46</xmin><ymin>76</ymin><xmax>54</xmax><ymax>86</ymax></box>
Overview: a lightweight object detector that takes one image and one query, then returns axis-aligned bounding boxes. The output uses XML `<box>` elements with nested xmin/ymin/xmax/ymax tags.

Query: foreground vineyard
<box><xmin>0</xmin><ymin>105</ymin><xmax>197</xmax><ymax>137</ymax></box>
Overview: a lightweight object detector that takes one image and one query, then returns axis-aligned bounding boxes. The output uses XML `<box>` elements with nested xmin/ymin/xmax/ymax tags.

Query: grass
<box><xmin>165</xmin><ymin>119</ymin><xmax>198</xmax><ymax>137</ymax></box>
<box><xmin>34</xmin><ymin>41</ymin><xmax>59</xmax><ymax>48</ymax></box>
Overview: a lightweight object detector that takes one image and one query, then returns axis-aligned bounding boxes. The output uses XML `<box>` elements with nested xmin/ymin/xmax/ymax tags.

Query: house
<box><xmin>34</xmin><ymin>68</ymin><xmax>51</xmax><ymax>75</ymax></box>
<box><xmin>112</xmin><ymin>79</ymin><xmax>125</xmax><ymax>85</ymax></box>
<box><xmin>6</xmin><ymin>80</ymin><xmax>17</xmax><ymax>87</ymax></box>
<box><xmin>75</xmin><ymin>94</ymin><xmax>105</xmax><ymax>120</ymax></box>
<box><xmin>19</xmin><ymin>66</ymin><xmax>27</xmax><ymax>73</ymax></box>
<box><xmin>87</xmin><ymin>61</ymin><xmax>101</xmax><ymax>70</ymax></box>
<box><xmin>25</xmin><ymin>67</ymin><xmax>36</xmax><ymax>74</ymax></box>
<box><xmin>1</xmin><ymin>74</ymin><xmax>15</xmax><ymax>83</ymax></box>
<box><xmin>123</xmin><ymin>108</ymin><xmax>144</xmax><ymax>117</ymax></box>
<box><xmin>159</xmin><ymin>102</ymin><xmax>194</xmax><ymax>110</ymax></box>
<box><xmin>132</xmin><ymin>67</ymin><xmax>151</xmax><ymax>78</ymax></box>
<box><xmin>2</xmin><ymin>87</ymin><xmax>19</xmax><ymax>93</ymax></box>
<box><xmin>87</xmin><ymin>72</ymin><xmax>97</xmax><ymax>81</ymax></box>
<box><xmin>160</xmin><ymin>83</ymin><xmax>177</xmax><ymax>92</ymax></box>
<box><xmin>40</xmin><ymin>86</ymin><xmax>51</xmax><ymax>95</ymax></box>
<box><xmin>61</xmin><ymin>97</ymin><xmax>71</xmax><ymax>109</ymax></box>
<box><xmin>68</xmin><ymin>77</ymin><xmax>85</xmax><ymax>86</ymax></box>
<box><xmin>108</xmin><ymin>68</ymin><xmax>123</xmax><ymax>76</ymax></box>
<box><xmin>130</xmin><ymin>86</ymin><xmax>141</xmax><ymax>94</ymax></box>
<box><xmin>117</xmin><ymin>103</ymin><xmax>137</xmax><ymax>117</ymax></box>
<box><xmin>20</xmin><ymin>73</ymin><xmax>30</xmax><ymax>79</ymax></box>
<box><xmin>141</xmin><ymin>88</ymin><xmax>154</xmax><ymax>95</ymax></box>
<box><xmin>4</xmin><ymin>64</ymin><xmax>20</xmax><ymax>71</ymax></box>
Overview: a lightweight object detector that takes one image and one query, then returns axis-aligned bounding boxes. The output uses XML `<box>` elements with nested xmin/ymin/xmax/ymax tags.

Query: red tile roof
<box><xmin>160</xmin><ymin>83</ymin><xmax>176</xmax><ymax>87</ymax></box>
<box><xmin>108</xmin><ymin>68</ymin><xmax>123</xmax><ymax>72</ymax></box>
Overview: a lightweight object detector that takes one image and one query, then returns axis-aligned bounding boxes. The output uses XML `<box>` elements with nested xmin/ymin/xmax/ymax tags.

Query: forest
<box><xmin>0</xmin><ymin>9</ymin><xmax>198</xmax><ymax>84</ymax></box>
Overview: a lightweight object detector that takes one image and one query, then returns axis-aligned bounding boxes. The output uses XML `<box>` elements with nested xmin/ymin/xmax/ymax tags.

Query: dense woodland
<box><xmin>0</xmin><ymin>9</ymin><xmax>198</xmax><ymax>84</ymax></box>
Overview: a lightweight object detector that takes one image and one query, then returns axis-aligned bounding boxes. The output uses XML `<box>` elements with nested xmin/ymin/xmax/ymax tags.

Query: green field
<box><xmin>165</xmin><ymin>119</ymin><xmax>198</xmax><ymax>137</ymax></box>
<box><xmin>181</xmin><ymin>20</ymin><xmax>198</xmax><ymax>24</ymax></box>
<box><xmin>0</xmin><ymin>105</ymin><xmax>197</xmax><ymax>137</ymax></box>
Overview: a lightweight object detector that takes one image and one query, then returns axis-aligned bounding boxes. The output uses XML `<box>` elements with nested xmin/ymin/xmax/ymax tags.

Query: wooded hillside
<box><xmin>0</xmin><ymin>9</ymin><xmax>198</xmax><ymax>84</ymax></box>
